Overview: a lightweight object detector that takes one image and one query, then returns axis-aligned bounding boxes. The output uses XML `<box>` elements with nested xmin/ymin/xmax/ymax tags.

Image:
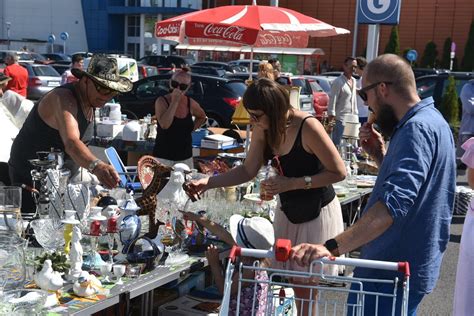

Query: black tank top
<box><xmin>153</xmin><ymin>95</ymin><xmax>194</xmax><ymax>161</ymax></box>
<box><xmin>276</xmin><ymin>116</ymin><xmax>335</xmax><ymax>221</ymax></box>
<box><xmin>9</xmin><ymin>84</ymin><xmax>90</xmax><ymax>172</ymax></box>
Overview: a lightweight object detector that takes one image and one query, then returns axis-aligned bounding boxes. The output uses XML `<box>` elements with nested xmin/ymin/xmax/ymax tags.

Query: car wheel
<box><xmin>204</xmin><ymin>114</ymin><xmax>223</xmax><ymax>128</ymax></box>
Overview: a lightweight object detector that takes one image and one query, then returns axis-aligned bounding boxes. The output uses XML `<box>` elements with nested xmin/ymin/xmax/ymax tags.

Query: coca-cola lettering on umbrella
<box><xmin>154</xmin><ymin>4</ymin><xmax>350</xmax><ymax>47</ymax></box>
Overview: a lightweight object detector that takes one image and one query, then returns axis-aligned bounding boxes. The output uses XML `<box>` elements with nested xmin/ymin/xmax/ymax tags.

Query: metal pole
<box><xmin>352</xmin><ymin>0</ymin><xmax>359</xmax><ymax>57</ymax></box>
<box><xmin>6</xmin><ymin>22</ymin><xmax>11</xmax><ymax>50</ymax></box>
<box><xmin>366</xmin><ymin>24</ymin><xmax>380</xmax><ymax>62</ymax></box>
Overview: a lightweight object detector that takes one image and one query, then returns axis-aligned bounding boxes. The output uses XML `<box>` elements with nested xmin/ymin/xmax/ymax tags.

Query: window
<box><xmin>416</xmin><ymin>77</ymin><xmax>438</xmax><ymax>99</ymax></box>
<box><xmin>128</xmin><ymin>0</ymin><xmax>140</xmax><ymax>6</ymax></box>
<box><xmin>136</xmin><ymin>78</ymin><xmax>169</xmax><ymax>97</ymax></box>
<box><xmin>127</xmin><ymin>43</ymin><xmax>140</xmax><ymax>59</ymax></box>
<box><xmin>33</xmin><ymin>66</ymin><xmax>60</xmax><ymax>77</ymax></box>
<box><xmin>127</xmin><ymin>15</ymin><xmax>140</xmax><ymax>37</ymax></box>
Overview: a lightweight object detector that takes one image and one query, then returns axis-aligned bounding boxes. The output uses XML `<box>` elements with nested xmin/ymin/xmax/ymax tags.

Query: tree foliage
<box><xmin>461</xmin><ymin>19</ymin><xmax>474</xmax><ymax>71</ymax></box>
<box><xmin>384</xmin><ymin>26</ymin><xmax>400</xmax><ymax>55</ymax></box>
<box><xmin>440</xmin><ymin>76</ymin><xmax>459</xmax><ymax>125</ymax></box>
<box><xmin>420</xmin><ymin>41</ymin><xmax>438</xmax><ymax>68</ymax></box>
<box><xmin>440</xmin><ymin>37</ymin><xmax>452</xmax><ymax>69</ymax></box>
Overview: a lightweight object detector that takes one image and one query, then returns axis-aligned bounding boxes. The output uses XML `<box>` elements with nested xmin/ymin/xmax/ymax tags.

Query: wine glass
<box><xmin>113</xmin><ymin>264</ymin><xmax>126</xmax><ymax>285</ymax></box>
<box><xmin>100</xmin><ymin>263</ymin><xmax>112</xmax><ymax>283</ymax></box>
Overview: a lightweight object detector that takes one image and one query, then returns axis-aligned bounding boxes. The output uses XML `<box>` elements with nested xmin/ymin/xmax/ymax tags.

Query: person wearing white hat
<box><xmin>9</xmin><ymin>54</ymin><xmax>132</xmax><ymax>215</ymax></box>
<box><xmin>182</xmin><ymin>212</ymin><xmax>273</xmax><ymax>315</ymax></box>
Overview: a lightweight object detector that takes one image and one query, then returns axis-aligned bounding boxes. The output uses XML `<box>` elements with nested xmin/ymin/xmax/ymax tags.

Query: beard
<box><xmin>375</xmin><ymin>96</ymin><xmax>399</xmax><ymax>138</ymax></box>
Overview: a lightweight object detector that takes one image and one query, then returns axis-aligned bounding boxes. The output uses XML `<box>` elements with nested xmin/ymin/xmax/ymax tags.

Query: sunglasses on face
<box><xmin>92</xmin><ymin>80</ymin><xmax>118</xmax><ymax>96</ymax></box>
<box><xmin>247</xmin><ymin>109</ymin><xmax>265</xmax><ymax>122</ymax></box>
<box><xmin>170</xmin><ymin>80</ymin><xmax>189</xmax><ymax>91</ymax></box>
<box><xmin>358</xmin><ymin>81</ymin><xmax>393</xmax><ymax>102</ymax></box>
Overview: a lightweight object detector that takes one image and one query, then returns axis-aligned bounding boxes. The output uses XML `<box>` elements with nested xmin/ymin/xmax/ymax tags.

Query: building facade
<box><xmin>205</xmin><ymin>0</ymin><xmax>474</xmax><ymax>70</ymax></box>
<box><xmin>0</xmin><ymin>0</ymin><xmax>201</xmax><ymax>58</ymax></box>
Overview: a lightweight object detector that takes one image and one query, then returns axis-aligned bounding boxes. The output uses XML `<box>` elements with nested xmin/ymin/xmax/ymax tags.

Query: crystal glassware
<box><xmin>1</xmin><ymin>289</ymin><xmax>48</xmax><ymax>315</ymax></box>
<box><xmin>100</xmin><ymin>263</ymin><xmax>112</xmax><ymax>283</ymax></box>
<box><xmin>29</xmin><ymin>218</ymin><xmax>65</xmax><ymax>253</ymax></box>
<box><xmin>0</xmin><ymin>186</ymin><xmax>24</xmax><ymax>238</ymax></box>
<box><xmin>113</xmin><ymin>264</ymin><xmax>126</xmax><ymax>285</ymax></box>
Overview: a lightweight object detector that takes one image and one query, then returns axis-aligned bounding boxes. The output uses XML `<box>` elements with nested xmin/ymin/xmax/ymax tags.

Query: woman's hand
<box><xmin>260</xmin><ymin>174</ymin><xmax>295</xmax><ymax>195</ymax></box>
<box><xmin>205</xmin><ymin>244</ymin><xmax>220</xmax><ymax>267</ymax></box>
<box><xmin>170</xmin><ymin>87</ymin><xmax>184</xmax><ymax>104</ymax></box>
<box><xmin>185</xmin><ymin>177</ymin><xmax>210</xmax><ymax>198</ymax></box>
<box><xmin>181</xmin><ymin>211</ymin><xmax>203</xmax><ymax>223</ymax></box>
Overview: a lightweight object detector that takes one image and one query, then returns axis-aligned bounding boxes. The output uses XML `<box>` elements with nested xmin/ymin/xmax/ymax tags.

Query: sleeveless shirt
<box><xmin>9</xmin><ymin>84</ymin><xmax>90</xmax><ymax>172</ymax></box>
<box><xmin>276</xmin><ymin>116</ymin><xmax>335</xmax><ymax>222</ymax></box>
<box><xmin>153</xmin><ymin>95</ymin><xmax>194</xmax><ymax>161</ymax></box>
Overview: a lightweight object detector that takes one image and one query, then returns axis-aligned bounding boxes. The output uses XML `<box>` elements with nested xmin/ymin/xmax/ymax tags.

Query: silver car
<box><xmin>20</xmin><ymin>63</ymin><xmax>61</xmax><ymax>100</ymax></box>
<box><xmin>290</xmin><ymin>76</ymin><xmax>314</xmax><ymax>115</ymax></box>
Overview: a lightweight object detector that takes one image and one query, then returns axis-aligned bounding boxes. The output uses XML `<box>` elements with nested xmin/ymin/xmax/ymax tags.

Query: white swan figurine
<box><xmin>34</xmin><ymin>259</ymin><xmax>64</xmax><ymax>291</ymax></box>
<box><xmin>73</xmin><ymin>271</ymin><xmax>105</xmax><ymax>297</ymax></box>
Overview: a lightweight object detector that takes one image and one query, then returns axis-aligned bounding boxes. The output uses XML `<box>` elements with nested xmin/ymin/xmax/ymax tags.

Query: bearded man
<box><xmin>290</xmin><ymin>54</ymin><xmax>456</xmax><ymax>315</ymax></box>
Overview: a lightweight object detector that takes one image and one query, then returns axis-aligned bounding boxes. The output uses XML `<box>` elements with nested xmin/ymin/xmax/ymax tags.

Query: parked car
<box><xmin>304</xmin><ymin>75</ymin><xmax>335</xmax><ymax>98</ymax></box>
<box><xmin>50</xmin><ymin>64</ymin><xmax>70</xmax><ymax>76</ymax></box>
<box><xmin>289</xmin><ymin>76</ymin><xmax>315</xmax><ymax>115</ymax></box>
<box><xmin>138</xmin><ymin>64</ymin><xmax>158</xmax><ymax>80</ymax></box>
<box><xmin>42</xmin><ymin>53</ymin><xmax>71</xmax><ymax>63</ymax></box>
<box><xmin>0</xmin><ymin>50</ymin><xmax>34</xmax><ymax>63</ymax></box>
<box><xmin>117</xmin><ymin>74</ymin><xmax>247</xmax><ymax>127</ymax></box>
<box><xmin>190</xmin><ymin>65</ymin><xmax>226</xmax><ymax>77</ymax></box>
<box><xmin>20</xmin><ymin>62</ymin><xmax>61</xmax><ymax>100</ymax></box>
<box><xmin>138</xmin><ymin>55</ymin><xmax>195</xmax><ymax>68</ymax></box>
<box><xmin>228</xmin><ymin>59</ymin><xmax>262</xmax><ymax>73</ymax></box>
<box><xmin>412</xmin><ymin>68</ymin><xmax>449</xmax><ymax>78</ymax></box>
<box><xmin>225</xmin><ymin>72</ymin><xmax>257</xmax><ymax>81</ymax></box>
<box><xmin>193</xmin><ymin>61</ymin><xmax>240</xmax><ymax>73</ymax></box>
<box><xmin>416</xmin><ymin>72</ymin><xmax>474</xmax><ymax>108</ymax></box>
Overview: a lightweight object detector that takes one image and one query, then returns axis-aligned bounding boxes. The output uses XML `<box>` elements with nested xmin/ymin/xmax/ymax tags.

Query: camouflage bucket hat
<box><xmin>71</xmin><ymin>54</ymin><xmax>133</xmax><ymax>93</ymax></box>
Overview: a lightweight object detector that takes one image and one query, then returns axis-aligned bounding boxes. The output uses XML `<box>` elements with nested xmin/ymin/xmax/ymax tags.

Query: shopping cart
<box><xmin>219</xmin><ymin>239</ymin><xmax>410</xmax><ymax>316</ymax></box>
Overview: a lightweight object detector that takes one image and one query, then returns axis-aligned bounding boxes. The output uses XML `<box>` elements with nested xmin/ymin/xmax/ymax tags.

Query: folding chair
<box><xmin>104</xmin><ymin>147</ymin><xmax>142</xmax><ymax>191</ymax></box>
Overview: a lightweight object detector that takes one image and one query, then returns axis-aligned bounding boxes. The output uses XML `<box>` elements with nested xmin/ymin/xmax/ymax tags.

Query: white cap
<box><xmin>229</xmin><ymin>215</ymin><xmax>274</xmax><ymax>250</ymax></box>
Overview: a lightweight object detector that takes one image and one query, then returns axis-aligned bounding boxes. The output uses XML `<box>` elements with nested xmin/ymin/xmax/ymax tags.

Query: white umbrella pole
<box><xmin>244</xmin><ymin>124</ymin><xmax>250</xmax><ymax>155</ymax></box>
<box><xmin>249</xmin><ymin>46</ymin><xmax>254</xmax><ymax>81</ymax></box>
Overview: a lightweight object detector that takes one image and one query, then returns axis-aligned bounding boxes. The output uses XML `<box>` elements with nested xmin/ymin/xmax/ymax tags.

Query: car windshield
<box><xmin>291</xmin><ymin>78</ymin><xmax>311</xmax><ymax>95</ymax></box>
<box><xmin>225</xmin><ymin>81</ymin><xmax>247</xmax><ymax>96</ymax></box>
<box><xmin>309</xmin><ymin>81</ymin><xmax>324</xmax><ymax>92</ymax></box>
<box><xmin>33</xmin><ymin>66</ymin><xmax>60</xmax><ymax>77</ymax></box>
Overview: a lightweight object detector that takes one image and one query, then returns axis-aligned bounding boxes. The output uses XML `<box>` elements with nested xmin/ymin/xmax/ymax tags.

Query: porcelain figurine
<box><xmin>68</xmin><ymin>225</ymin><xmax>83</xmax><ymax>281</ymax></box>
<box><xmin>34</xmin><ymin>259</ymin><xmax>64</xmax><ymax>291</ymax></box>
<box><xmin>114</xmin><ymin>199</ymin><xmax>141</xmax><ymax>262</ymax></box>
<box><xmin>72</xmin><ymin>271</ymin><xmax>105</xmax><ymax>298</ymax></box>
<box><xmin>157</xmin><ymin>163</ymin><xmax>190</xmax><ymax>211</ymax></box>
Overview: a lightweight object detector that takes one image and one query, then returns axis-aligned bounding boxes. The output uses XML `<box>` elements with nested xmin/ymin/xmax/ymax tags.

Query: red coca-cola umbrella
<box><xmin>155</xmin><ymin>4</ymin><xmax>349</xmax><ymax>49</ymax></box>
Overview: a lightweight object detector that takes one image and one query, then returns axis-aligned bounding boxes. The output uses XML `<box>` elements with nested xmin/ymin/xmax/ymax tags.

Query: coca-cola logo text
<box><xmin>156</xmin><ymin>23</ymin><xmax>180</xmax><ymax>36</ymax></box>
<box><xmin>203</xmin><ymin>24</ymin><xmax>245</xmax><ymax>41</ymax></box>
<box><xmin>259</xmin><ymin>33</ymin><xmax>293</xmax><ymax>46</ymax></box>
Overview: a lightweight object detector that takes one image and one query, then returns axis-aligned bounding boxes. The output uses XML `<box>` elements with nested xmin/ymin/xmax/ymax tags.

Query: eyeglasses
<box><xmin>170</xmin><ymin>80</ymin><xmax>189</xmax><ymax>91</ymax></box>
<box><xmin>247</xmin><ymin>109</ymin><xmax>265</xmax><ymax>122</ymax></box>
<box><xmin>91</xmin><ymin>80</ymin><xmax>118</xmax><ymax>96</ymax></box>
<box><xmin>358</xmin><ymin>81</ymin><xmax>393</xmax><ymax>102</ymax></box>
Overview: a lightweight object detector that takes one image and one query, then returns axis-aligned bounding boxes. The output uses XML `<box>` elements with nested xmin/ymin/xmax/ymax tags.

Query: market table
<box><xmin>44</xmin><ymin>247</ymin><xmax>230</xmax><ymax>316</ymax></box>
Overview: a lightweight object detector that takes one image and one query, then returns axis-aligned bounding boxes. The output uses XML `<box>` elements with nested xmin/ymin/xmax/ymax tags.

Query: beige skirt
<box><xmin>273</xmin><ymin>196</ymin><xmax>344</xmax><ymax>277</ymax></box>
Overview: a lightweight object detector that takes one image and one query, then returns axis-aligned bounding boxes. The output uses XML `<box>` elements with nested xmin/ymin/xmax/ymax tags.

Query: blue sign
<box><xmin>358</xmin><ymin>0</ymin><xmax>402</xmax><ymax>25</ymax></box>
<box><xmin>406</xmin><ymin>49</ymin><xmax>418</xmax><ymax>62</ymax></box>
<box><xmin>47</xmin><ymin>34</ymin><xmax>56</xmax><ymax>44</ymax></box>
<box><xmin>60</xmin><ymin>32</ymin><xmax>69</xmax><ymax>41</ymax></box>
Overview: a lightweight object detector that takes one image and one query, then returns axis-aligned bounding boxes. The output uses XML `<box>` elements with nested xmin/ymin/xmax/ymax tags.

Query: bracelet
<box><xmin>87</xmin><ymin>159</ymin><xmax>101</xmax><ymax>173</ymax></box>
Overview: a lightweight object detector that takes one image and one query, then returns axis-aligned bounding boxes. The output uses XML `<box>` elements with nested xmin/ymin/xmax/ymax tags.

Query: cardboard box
<box><xmin>96</xmin><ymin>122</ymin><xmax>124</xmax><ymax>138</ymax></box>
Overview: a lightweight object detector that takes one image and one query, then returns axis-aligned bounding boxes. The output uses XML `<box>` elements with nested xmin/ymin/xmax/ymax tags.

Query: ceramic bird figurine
<box><xmin>34</xmin><ymin>259</ymin><xmax>64</xmax><ymax>291</ymax></box>
<box><xmin>73</xmin><ymin>271</ymin><xmax>104</xmax><ymax>298</ymax></box>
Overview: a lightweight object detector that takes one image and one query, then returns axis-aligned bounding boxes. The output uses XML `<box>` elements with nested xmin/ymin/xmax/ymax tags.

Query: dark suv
<box><xmin>117</xmin><ymin>74</ymin><xmax>247</xmax><ymax>127</ymax></box>
<box><xmin>416</xmin><ymin>72</ymin><xmax>474</xmax><ymax>108</ymax></box>
<box><xmin>138</xmin><ymin>55</ymin><xmax>195</xmax><ymax>68</ymax></box>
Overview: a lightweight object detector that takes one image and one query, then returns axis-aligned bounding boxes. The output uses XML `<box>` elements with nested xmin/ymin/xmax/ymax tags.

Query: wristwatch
<box><xmin>304</xmin><ymin>176</ymin><xmax>312</xmax><ymax>190</ymax></box>
<box><xmin>87</xmin><ymin>159</ymin><xmax>101</xmax><ymax>173</ymax></box>
<box><xmin>324</xmin><ymin>238</ymin><xmax>340</xmax><ymax>257</ymax></box>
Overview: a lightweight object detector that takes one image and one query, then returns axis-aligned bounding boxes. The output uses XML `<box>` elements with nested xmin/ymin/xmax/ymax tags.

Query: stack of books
<box><xmin>200</xmin><ymin>134</ymin><xmax>236</xmax><ymax>149</ymax></box>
